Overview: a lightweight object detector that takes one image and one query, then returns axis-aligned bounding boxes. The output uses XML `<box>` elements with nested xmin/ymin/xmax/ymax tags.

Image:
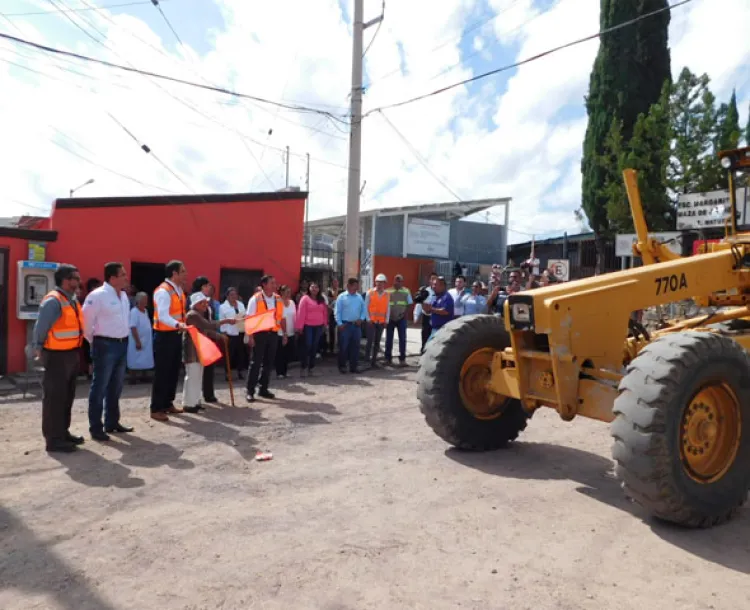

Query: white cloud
<box><xmin>0</xmin><ymin>0</ymin><xmax>747</xmax><ymax>249</ymax></box>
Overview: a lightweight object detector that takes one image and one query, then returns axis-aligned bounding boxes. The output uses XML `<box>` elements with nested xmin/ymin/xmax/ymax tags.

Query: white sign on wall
<box><xmin>615</xmin><ymin>232</ymin><xmax>683</xmax><ymax>258</ymax></box>
<box><xmin>406</xmin><ymin>218</ymin><xmax>450</xmax><ymax>258</ymax></box>
<box><xmin>676</xmin><ymin>188</ymin><xmax>747</xmax><ymax>230</ymax></box>
<box><xmin>547</xmin><ymin>259</ymin><xmax>570</xmax><ymax>281</ymax></box>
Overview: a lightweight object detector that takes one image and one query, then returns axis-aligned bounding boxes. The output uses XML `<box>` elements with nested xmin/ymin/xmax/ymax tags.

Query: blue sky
<box><xmin>0</xmin><ymin>0</ymin><xmax>748</xmax><ymax>243</ymax></box>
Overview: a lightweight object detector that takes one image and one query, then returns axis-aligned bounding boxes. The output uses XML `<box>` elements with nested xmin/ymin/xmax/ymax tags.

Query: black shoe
<box><xmin>183</xmin><ymin>406</ymin><xmax>201</xmax><ymax>413</ymax></box>
<box><xmin>46</xmin><ymin>442</ymin><xmax>77</xmax><ymax>453</ymax></box>
<box><xmin>370</xmin><ymin>362</ymin><xmax>379</xmax><ymax>369</ymax></box>
<box><xmin>91</xmin><ymin>431</ymin><xmax>111</xmax><ymax>442</ymax></box>
<box><xmin>105</xmin><ymin>424</ymin><xmax>134</xmax><ymax>434</ymax></box>
<box><xmin>246</xmin><ymin>393</ymin><xmax>256</xmax><ymax>403</ymax></box>
<box><xmin>204</xmin><ymin>396</ymin><xmax>218</xmax><ymax>403</ymax></box>
<box><xmin>66</xmin><ymin>433</ymin><xmax>85</xmax><ymax>445</ymax></box>
<box><xmin>351</xmin><ymin>368</ymin><xmax>362</xmax><ymax>374</ymax></box>
<box><xmin>258</xmin><ymin>390</ymin><xmax>275</xmax><ymax>399</ymax></box>
<box><xmin>339</xmin><ymin>367</ymin><xmax>347</xmax><ymax>374</ymax></box>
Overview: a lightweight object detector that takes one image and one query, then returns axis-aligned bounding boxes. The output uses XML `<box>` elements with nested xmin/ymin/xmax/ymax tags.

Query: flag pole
<box><xmin>223</xmin><ymin>335</ymin><xmax>235</xmax><ymax>407</ymax></box>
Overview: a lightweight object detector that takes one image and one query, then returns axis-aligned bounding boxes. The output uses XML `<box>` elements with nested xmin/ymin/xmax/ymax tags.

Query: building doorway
<box><xmin>130</xmin><ymin>262</ymin><xmax>166</xmax><ymax>318</ymax></box>
<box><xmin>219</xmin><ymin>268</ymin><xmax>263</xmax><ymax>305</ymax></box>
<box><xmin>0</xmin><ymin>248</ymin><xmax>8</xmax><ymax>375</ymax></box>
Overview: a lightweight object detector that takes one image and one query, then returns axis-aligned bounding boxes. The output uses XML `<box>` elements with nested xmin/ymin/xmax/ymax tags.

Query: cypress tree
<box><xmin>581</xmin><ymin>0</ymin><xmax>671</xmax><ymax>268</ymax></box>
<box><xmin>746</xmin><ymin>103</ymin><xmax>750</xmax><ymax>145</ymax></box>
<box><xmin>709</xmin><ymin>91</ymin><xmax>741</xmax><ymax>189</ymax></box>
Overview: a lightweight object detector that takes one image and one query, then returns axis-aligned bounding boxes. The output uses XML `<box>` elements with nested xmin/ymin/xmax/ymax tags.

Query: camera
<box><xmin>414</xmin><ymin>286</ymin><xmax>430</xmax><ymax>304</ymax></box>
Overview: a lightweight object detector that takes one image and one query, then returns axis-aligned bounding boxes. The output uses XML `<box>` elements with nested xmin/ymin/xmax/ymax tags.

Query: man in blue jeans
<box><xmin>82</xmin><ymin>262</ymin><xmax>134</xmax><ymax>441</ymax></box>
<box><xmin>335</xmin><ymin>277</ymin><xmax>367</xmax><ymax>373</ymax></box>
<box><xmin>385</xmin><ymin>274</ymin><xmax>413</xmax><ymax>366</ymax></box>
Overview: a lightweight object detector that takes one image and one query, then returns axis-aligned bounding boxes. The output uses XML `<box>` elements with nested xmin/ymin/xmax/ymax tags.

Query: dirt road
<box><xmin>1</xmin><ymin>357</ymin><xmax>748</xmax><ymax>610</ymax></box>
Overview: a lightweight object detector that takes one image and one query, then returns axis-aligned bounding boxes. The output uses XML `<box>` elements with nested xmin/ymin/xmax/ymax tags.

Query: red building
<box><xmin>0</xmin><ymin>190</ymin><xmax>307</xmax><ymax>375</ymax></box>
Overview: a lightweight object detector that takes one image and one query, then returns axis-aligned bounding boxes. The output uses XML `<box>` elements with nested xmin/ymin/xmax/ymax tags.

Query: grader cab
<box><xmin>418</xmin><ymin>146</ymin><xmax>750</xmax><ymax>528</ymax></box>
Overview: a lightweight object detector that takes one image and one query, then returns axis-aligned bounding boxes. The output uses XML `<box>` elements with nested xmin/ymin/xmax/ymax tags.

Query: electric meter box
<box><xmin>17</xmin><ymin>260</ymin><xmax>59</xmax><ymax>320</ymax></box>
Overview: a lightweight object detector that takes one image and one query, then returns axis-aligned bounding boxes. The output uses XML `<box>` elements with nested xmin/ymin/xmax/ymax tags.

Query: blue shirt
<box><xmin>335</xmin><ymin>291</ymin><xmax>367</xmax><ymax>325</ymax></box>
<box><xmin>460</xmin><ymin>293</ymin><xmax>487</xmax><ymax>315</ymax></box>
<box><xmin>430</xmin><ymin>292</ymin><xmax>454</xmax><ymax>330</ymax></box>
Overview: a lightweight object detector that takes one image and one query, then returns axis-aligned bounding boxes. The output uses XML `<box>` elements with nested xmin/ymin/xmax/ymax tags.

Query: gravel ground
<box><xmin>1</xmin><ymin>334</ymin><xmax>749</xmax><ymax>610</ymax></box>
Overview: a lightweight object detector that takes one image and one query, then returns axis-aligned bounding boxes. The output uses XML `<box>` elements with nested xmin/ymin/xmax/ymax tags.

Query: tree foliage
<box><xmin>581</xmin><ymin>0</ymin><xmax>671</xmax><ymax>246</ymax></box>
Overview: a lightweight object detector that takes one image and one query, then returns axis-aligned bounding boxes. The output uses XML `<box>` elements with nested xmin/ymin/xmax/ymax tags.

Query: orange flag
<box><xmin>244</xmin><ymin>310</ymin><xmax>277</xmax><ymax>335</ymax></box>
<box><xmin>187</xmin><ymin>326</ymin><xmax>222</xmax><ymax>367</ymax></box>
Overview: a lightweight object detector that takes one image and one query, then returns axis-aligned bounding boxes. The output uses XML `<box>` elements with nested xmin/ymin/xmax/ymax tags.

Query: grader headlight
<box><xmin>508</xmin><ymin>295</ymin><xmax>535</xmax><ymax>331</ymax></box>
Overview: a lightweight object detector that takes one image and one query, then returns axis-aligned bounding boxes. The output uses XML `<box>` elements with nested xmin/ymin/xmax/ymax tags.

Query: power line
<box><xmin>3</xmin><ymin>0</ymin><xmax>167</xmax><ymax>16</ymax></box>
<box><xmin>0</xmin><ymin>30</ymin><xmax>351</xmax><ymax>123</ymax></box>
<box><xmin>378</xmin><ymin>109</ymin><xmax>463</xmax><ymax>202</ymax></box>
<box><xmin>365</xmin><ymin>0</ymin><xmax>694</xmax><ymax>115</ymax></box>
<box><xmin>149</xmin><ymin>0</ymin><xmax>183</xmax><ymax>47</ymax></box>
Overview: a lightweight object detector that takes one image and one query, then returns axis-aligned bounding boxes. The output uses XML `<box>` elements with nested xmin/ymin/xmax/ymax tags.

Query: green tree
<box><xmin>706</xmin><ymin>90</ymin><xmax>741</xmax><ymax>189</ymax></box>
<box><xmin>581</xmin><ymin>0</ymin><xmax>671</xmax><ymax>269</ymax></box>
<box><xmin>746</xmin><ymin>103</ymin><xmax>750</xmax><ymax>145</ymax></box>
<box><xmin>600</xmin><ymin>84</ymin><xmax>672</xmax><ymax>233</ymax></box>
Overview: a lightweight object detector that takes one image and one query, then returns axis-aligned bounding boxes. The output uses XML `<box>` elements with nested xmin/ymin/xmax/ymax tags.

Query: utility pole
<box><xmin>344</xmin><ymin>0</ymin><xmax>383</xmax><ymax>282</ymax></box>
<box><xmin>285</xmin><ymin>145</ymin><xmax>290</xmax><ymax>188</ymax></box>
<box><xmin>305</xmin><ymin>152</ymin><xmax>310</xmax><ymax>266</ymax></box>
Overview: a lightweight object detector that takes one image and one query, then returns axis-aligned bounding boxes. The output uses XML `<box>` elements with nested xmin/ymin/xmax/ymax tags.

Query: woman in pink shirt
<box><xmin>295</xmin><ymin>282</ymin><xmax>329</xmax><ymax>377</ymax></box>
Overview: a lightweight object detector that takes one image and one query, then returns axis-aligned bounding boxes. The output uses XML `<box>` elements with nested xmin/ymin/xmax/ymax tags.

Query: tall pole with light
<box><xmin>344</xmin><ymin>0</ymin><xmax>383</xmax><ymax>282</ymax></box>
<box><xmin>69</xmin><ymin>178</ymin><xmax>95</xmax><ymax>198</ymax></box>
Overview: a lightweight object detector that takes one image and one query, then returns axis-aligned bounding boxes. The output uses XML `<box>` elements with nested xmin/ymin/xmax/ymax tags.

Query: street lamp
<box><xmin>69</xmin><ymin>178</ymin><xmax>95</xmax><ymax>198</ymax></box>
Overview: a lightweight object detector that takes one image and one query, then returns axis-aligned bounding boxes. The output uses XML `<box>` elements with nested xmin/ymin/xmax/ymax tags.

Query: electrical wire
<box><xmin>0</xmin><ymin>30</ymin><xmax>351</xmax><ymax>123</ymax></box>
<box><xmin>150</xmin><ymin>0</ymin><xmax>183</xmax><ymax>46</ymax></box>
<box><xmin>365</xmin><ymin>0</ymin><xmax>694</xmax><ymax>115</ymax></box>
<box><xmin>3</xmin><ymin>1</ymin><xmax>168</xmax><ymax>17</ymax></box>
<box><xmin>362</xmin><ymin>0</ymin><xmax>385</xmax><ymax>58</ymax></box>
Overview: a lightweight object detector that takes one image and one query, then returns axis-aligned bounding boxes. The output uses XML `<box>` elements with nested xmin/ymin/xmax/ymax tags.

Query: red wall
<box><xmin>47</xmin><ymin>197</ymin><xmax>305</xmax><ymax>294</ymax></box>
<box><xmin>0</xmin><ymin>236</ymin><xmax>34</xmax><ymax>375</ymax></box>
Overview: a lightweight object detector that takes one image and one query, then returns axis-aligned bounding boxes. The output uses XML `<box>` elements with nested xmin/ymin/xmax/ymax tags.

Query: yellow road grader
<box><xmin>417</xmin><ymin>147</ymin><xmax>750</xmax><ymax>528</ymax></box>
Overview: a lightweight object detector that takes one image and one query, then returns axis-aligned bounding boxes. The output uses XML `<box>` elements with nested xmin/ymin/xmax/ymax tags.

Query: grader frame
<box><xmin>417</xmin><ymin>146</ymin><xmax>750</xmax><ymax>528</ymax></box>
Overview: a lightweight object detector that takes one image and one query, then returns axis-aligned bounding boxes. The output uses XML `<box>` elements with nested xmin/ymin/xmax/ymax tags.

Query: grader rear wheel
<box><xmin>611</xmin><ymin>332</ymin><xmax>750</xmax><ymax>528</ymax></box>
<box><xmin>417</xmin><ymin>315</ymin><xmax>529</xmax><ymax>451</ymax></box>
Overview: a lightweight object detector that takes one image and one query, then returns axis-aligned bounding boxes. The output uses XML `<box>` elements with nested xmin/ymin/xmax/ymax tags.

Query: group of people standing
<box><xmin>32</xmin><ymin>258</ymin><xmax>418</xmax><ymax>453</ymax></box>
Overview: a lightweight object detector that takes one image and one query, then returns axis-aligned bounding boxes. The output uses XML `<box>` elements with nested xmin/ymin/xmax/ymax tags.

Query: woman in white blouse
<box><xmin>275</xmin><ymin>285</ymin><xmax>297</xmax><ymax>379</ymax></box>
<box><xmin>219</xmin><ymin>287</ymin><xmax>247</xmax><ymax>381</ymax></box>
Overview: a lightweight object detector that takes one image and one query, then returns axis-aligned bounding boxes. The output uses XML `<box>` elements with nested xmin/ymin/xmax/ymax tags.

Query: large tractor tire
<box><xmin>417</xmin><ymin>315</ymin><xmax>529</xmax><ymax>451</ymax></box>
<box><xmin>611</xmin><ymin>332</ymin><xmax>750</xmax><ymax>527</ymax></box>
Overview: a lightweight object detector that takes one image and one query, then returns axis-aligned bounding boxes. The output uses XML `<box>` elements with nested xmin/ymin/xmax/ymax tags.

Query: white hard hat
<box><xmin>190</xmin><ymin>292</ymin><xmax>209</xmax><ymax>308</ymax></box>
<box><xmin>375</xmin><ymin>273</ymin><xmax>387</xmax><ymax>282</ymax></box>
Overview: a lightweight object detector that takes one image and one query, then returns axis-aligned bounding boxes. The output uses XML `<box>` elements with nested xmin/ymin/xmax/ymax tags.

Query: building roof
<box><xmin>306</xmin><ymin>198</ymin><xmax>511</xmax><ymax>233</ymax></box>
<box><xmin>508</xmin><ymin>231</ymin><xmax>594</xmax><ymax>251</ymax></box>
<box><xmin>54</xmin><ymin>190</ymin><xmax>309</xmax><ymax>210</ymax></box>
<box><xmin>0</xmin><ymin>226</ymin><xmax>58</xmax><ymax>241</ymax></box>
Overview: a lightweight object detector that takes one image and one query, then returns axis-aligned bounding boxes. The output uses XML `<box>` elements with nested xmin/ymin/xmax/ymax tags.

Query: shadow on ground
<box><xmin>48</xmin><ymin>448</ymin><xmax>146</xmax><ymax>489</ymax></box>
<box><xmin>447</xmin><ymin>441</ymin><xmax>750</xmax><ymax>573</ymax></box>
<box><xmin>0</xmin><ymin>506</ymin><xmax>116</xmax><ymax>609</ymax></box>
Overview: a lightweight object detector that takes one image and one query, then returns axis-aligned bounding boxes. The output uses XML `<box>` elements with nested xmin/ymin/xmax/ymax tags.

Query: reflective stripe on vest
<box><xmin>153</xmin><ymin>281</ymin><xmax>186</xmax><ymax>331</ymax></box>
<box><xmin>42</xmin><ymin>291</ymin><xmax>84</xmax><ymax>351</ymax></box>
<box><xmin>387</xmin><ymin>287</ymin><xmax>410</xmax><ymax>321</ymax></box>
<box><xmin>255</xmin><ymin>292</ymin><xmax>284</xmax><ymax>332</ymax></box>
<box><xmin>367</xmin><ymin>289</ymin><xmax>389</xmax><ymax>324</ymax></box>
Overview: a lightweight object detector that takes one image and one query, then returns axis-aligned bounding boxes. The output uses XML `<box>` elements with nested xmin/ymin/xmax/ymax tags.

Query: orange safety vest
<box><xmin>42</xmin><ymin>290</ymin><xmax>84</xmax><ymax>351</ymax></box>
<box><xmin>367</xmin><ymin>289</ymin><xmax>389</xmax><ymax>324</ymax></box>
<box><xmin>153</xmin><ymin>281</ymin><xmax>186</xmax><ymax>331</ymax></box>
<box><xmin>254</xmin><ymin>292</ymin><xmax>284</xmax><ymax>332</ymax></box>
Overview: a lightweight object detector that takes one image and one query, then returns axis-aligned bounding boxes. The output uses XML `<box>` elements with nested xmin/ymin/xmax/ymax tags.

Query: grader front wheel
<box><xmin>611</xmin><ymin>332</ymin><xmax>750</xmax><ymax>528</ymax></box>
<box><xmin>417</xmin><ymin>315</ymin><xmax>529</xmax><ymax>451</ymax></box>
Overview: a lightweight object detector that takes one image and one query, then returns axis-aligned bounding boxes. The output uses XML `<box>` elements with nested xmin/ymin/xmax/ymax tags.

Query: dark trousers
<box><xmin>328</xmin><ymin>312</ymin><xmax>337</xmax><ymax>353</ymax></box>
<box><xmin>385</xmin><ymin>318</ymin><xmax>408</xmax><ymax>361</ymax></box>
<box><xmin>275</xmin><ymin>334</ymin><xmax>296</xmax><ymax>376</ymax></box>
<box><xmin>300</xmin><ymin>325</ymin><xmax>324</xmax><ymax>370</ymax></box>
<box><xmin>246</xmin><ymin>331</ymin><xmax>278</xmax><ymax>395</ymax></box>
<box><xmin>42</xmin><ymin>348</ymin><xmax>81</xmax><ymax>445</ymax></box>
<box><xmin>88</xmin><ymin>337</ymin><xmax>127</xmax><ymax>433</ymax></box>
<box><xmin>202</xmin><ymin>362</ymin><xmax>215</xmax><ymax>400</ymax></box>
<box><xmin>150</xmin><ymin>330</ymin><xmax>182</xmax><ymax>413</ymax></box>
<box><xmin>338</xmin><ymin>323</ymin><xmax>361</xmax><ymax>371</ymax></box>
<box><xmin>365</xmin><ymin>322</ymin><xmax>384</xmax><ymax>363</ymax></box>
<box><xmin>226</xmin><ymin>334</ymin><xmax>246</xmax><ymax>376</ymax></box>
<box><xmin>421</xmin><ymin>315</ymin><xmax>432</xmax><ymax>352</ymax></box>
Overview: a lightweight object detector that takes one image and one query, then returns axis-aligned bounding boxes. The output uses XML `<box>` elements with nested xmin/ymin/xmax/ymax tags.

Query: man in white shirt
<box><xmin>82</xmin><ymin>262</ymin><xmax>133</xmax><ymax>441</ymax></box>
<box><xmin>149</xmin><ymin>260</ymin><xmax>188</xmax><ymax>421</ymax></box>
<box><xmin>219</xmin><ymin>287</ymin><xmax>247</xmax><ymax>380</ymax></box>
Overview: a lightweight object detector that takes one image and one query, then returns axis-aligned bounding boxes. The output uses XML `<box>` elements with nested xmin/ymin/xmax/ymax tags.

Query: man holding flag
<box><xmin>244</xmin><ymin>275</ymin><xmax>285</xmax><ymax>403</ymax></box>
<box><xmin>182</xmin><ymin>292</ymin><xmax>235</xmax><ymax>413</ymax></box>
